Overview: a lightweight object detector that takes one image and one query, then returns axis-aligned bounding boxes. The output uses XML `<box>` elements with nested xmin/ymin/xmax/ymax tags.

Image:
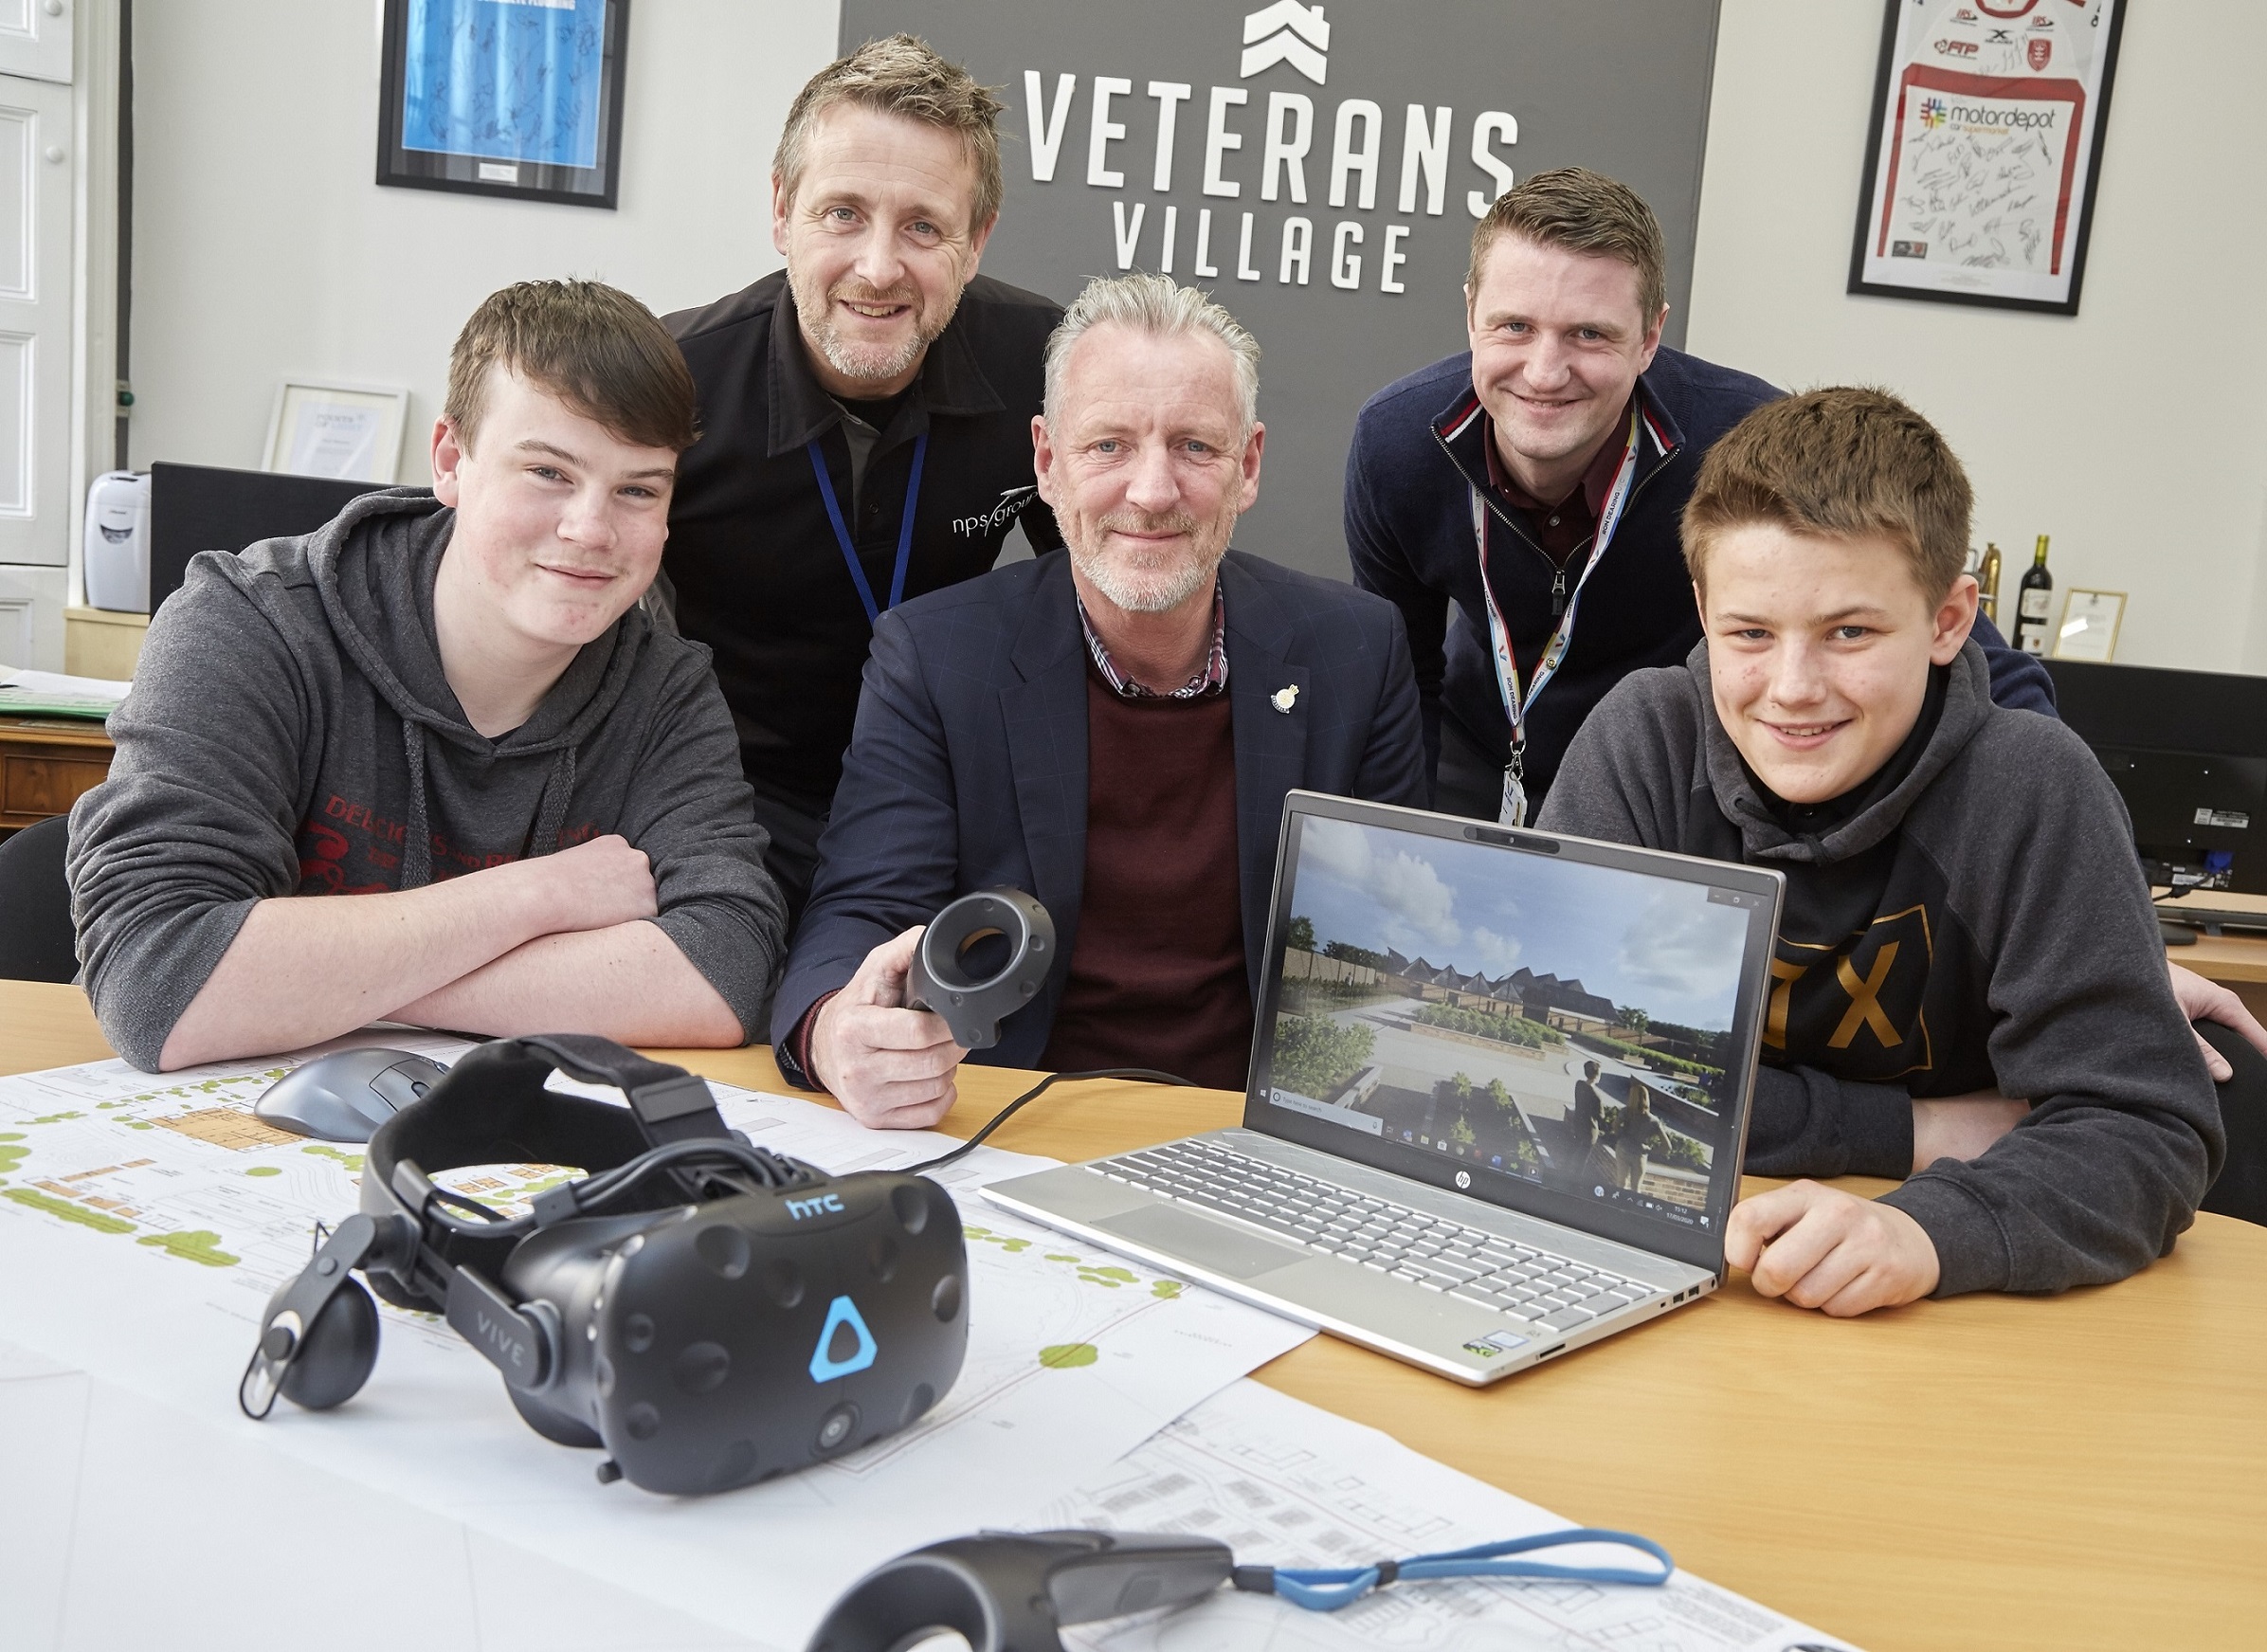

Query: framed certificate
<box><xmin>263</xmin><ymin>382</ymin><xmax>411</xmax><ymax>484</ymax></box>
<box><xmin>1849</xmin><ymin>0</ymin><xmax>2128</xmax><ymax>315</ymax></box>
<box><xmin>376</xmin><ymin>0</ymin><xmax>630</xmax><ymax>209</ymax></box>
<box><xmin>2052</xmin><ymin>589</ymin><xmax>2126</xmax><ymax>663</ymax></box>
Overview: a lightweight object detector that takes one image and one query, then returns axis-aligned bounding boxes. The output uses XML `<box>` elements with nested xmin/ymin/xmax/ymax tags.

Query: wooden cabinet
<box><xmin>0</xmin><ymin>716</ymin><xmax>113</xmax><ymax>830</ymax></box>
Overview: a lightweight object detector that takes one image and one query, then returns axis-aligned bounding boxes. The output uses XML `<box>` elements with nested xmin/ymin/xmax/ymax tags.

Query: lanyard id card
<box><xmin>1471</xmin><ymin>403</ymin><xmax>1642</xmax><ymax>826</ymax></box>
<box><xmin>807</xmin><ymin>430</ymin><xmax>929</xmax><ymax>626</ymax></box>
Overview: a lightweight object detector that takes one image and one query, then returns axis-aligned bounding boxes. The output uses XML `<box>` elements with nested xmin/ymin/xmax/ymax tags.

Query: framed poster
<box><xmin>263</xmin><ymin>382</ymin><xmax>411</xmax><ymax>483</ymax></box>
<box><xmin>2051</xmin><ymin>589</ymin><xmax>2126</xmax><ymax>662</ymax></box>
<box><xmin>376</xmin><ymin>0</ymin><xmax>630</xmax><ymax>209</ymax></box>
<box><xmin>1849</xmin><ymin>0</ymin><xmax>2127</xmax><ymax>315</ymax></box>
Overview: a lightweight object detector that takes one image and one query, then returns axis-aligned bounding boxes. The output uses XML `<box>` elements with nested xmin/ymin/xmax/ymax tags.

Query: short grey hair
<box><xmin>1043</xmin><ymin>274</ymin><xmax>1261</xmax><ymax>435</ymax></box>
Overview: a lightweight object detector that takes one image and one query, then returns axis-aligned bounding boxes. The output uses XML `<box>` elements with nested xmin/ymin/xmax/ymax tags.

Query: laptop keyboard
<box><xmin>1089</xmin><ymin>1138</ymin><xmax>1657</xmax><ymax>1334</ymax></box>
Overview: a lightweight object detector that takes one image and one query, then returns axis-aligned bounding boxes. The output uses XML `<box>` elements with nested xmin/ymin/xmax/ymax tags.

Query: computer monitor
<box><xmin>2045</xmin><ymin>658</ymin><xmax>2267</xmax><ymax>896</ymax></box>
<box><xmin>150</xmin><ymin>462</ymin><xmax>389</xmax><ymax>612</ymax></box>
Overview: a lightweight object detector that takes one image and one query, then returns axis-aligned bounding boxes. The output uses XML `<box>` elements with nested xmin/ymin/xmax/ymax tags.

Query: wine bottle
<box><xmin>2014</xmin><ymin>535</ymin><xmax>2053</xmax><ymax>656</ymax></box>
<box><xmin>1978</xmin><ymin>542</ymin><xmax>2002</xmax><ymax>626</ymax></box>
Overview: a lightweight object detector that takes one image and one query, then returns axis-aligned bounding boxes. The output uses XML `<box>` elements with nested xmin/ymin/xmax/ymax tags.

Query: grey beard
<box><xmin>1068</xmin><ymin>536</ymin><xmax>1223</xmax><ymax>615</ymax></box>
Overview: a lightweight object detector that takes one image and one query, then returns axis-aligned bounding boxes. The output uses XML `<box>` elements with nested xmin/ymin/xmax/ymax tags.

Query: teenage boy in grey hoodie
<box><xmin>68</xmin><ymin>281</ymin><xmax>786</xmax><ymax>1071</ymax></box>
<box><xmin>1539</xmin><ymin>388</ymin><xmax>2221</xmax><ymax>1314</ymax></box>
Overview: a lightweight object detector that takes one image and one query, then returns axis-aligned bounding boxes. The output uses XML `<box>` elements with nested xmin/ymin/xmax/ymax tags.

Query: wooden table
<box><xmin>0</xmin><ymin>715</ymin><xmax>113</xmax><ymax>831</ymax></box>
<box><xmin>4</xmin><ymin>980</ymin><xmax>2260</xmax><ymax>1650</ymax></box>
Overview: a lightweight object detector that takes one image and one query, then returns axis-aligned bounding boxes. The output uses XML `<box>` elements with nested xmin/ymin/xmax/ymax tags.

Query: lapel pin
<box><xmin>1271</xmin><ymin>684</ymin><xmax>1300</xmax><ymax>714</ymax></box>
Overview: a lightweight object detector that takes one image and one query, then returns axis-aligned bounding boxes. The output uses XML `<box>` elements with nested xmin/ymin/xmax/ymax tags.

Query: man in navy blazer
<box><xmin>772</xmin><ymin>274</ymin><xmax>1426</xmax><ymax>1126</ymax></box>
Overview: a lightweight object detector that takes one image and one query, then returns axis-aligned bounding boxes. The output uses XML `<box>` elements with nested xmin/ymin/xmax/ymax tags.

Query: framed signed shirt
<box><xmin>1849</xmin><ymin>0</ymin><xmax>2128</xmax><ymax>314</ymax></box>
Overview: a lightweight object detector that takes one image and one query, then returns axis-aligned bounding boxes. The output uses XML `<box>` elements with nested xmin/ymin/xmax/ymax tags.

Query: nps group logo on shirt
<box><xmin>953</xmin><ymin>483</ymin><xmax>1038</xmax><ymax>538</ymax></box>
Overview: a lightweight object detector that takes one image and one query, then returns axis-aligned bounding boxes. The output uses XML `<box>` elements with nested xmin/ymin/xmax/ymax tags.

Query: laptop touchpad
<box><xmin>1097</xmin><ymin>1204</ymin><xmax>1307</xmax><ymax>1280</ymax></box>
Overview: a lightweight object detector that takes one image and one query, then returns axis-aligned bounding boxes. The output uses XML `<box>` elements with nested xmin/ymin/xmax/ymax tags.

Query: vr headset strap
<box><xmin>508</xmin><ymin>1033</ymin><xmax>736</xmax><ymax>1145</ymax></box>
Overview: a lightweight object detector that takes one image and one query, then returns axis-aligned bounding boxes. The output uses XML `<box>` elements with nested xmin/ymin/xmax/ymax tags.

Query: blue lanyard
<box><xmin>1241</xmin><ymin>1526</ymin><xmax>1674</xmax><ymax>1612</ymax></box>
<box><xmin>807</xmin><ymin>430</ymin><xmax>928</xmax><ymax>626</ymax></box>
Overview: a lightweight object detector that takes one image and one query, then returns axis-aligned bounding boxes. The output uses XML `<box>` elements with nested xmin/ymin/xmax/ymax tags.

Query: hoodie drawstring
<box><xmin>399</xmin><ymin>723</ymin><xmax>577</xmax><ymax>886</ymax></box>
<box><xmin>530</xmin><ymin>747</ymin><xmax>577</xmax><ymax>860</ymax></box>
<box><xmin>400</xmin><ymin>722</ymin><xmax>433</xmax><ymax>889</ymax></box>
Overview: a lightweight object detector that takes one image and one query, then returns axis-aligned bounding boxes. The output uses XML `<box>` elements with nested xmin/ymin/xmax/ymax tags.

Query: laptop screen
<box><xmin>1245</xmin><ymin>797</ymin><xmax>1782</xmax><ymax>1268</ymax></box>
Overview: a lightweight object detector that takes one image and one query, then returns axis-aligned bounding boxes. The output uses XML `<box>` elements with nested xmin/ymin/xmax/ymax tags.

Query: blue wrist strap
<box><xmin>807</xmin><ymin>430</ymin><xmax>928</xmax><ymax>626</ymax></box>
<box><xmin>1235</xmin><ymin>1526</ymin><xmax>1674</xmax><ymax>1612</ymax></box>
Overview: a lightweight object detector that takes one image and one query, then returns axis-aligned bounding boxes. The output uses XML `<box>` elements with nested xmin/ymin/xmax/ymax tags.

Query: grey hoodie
<box><xmin>68</xmin><ymin>490</ymin><xmax>787</xmax><ymax>1068</ymax></box>
<box><xmin>1539</xmin><ymin>639</ymin><xmax>2222</xmax><ymax>1297</ymax></box>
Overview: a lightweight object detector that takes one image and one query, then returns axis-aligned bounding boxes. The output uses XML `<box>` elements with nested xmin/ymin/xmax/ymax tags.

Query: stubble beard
<box><xmin>789</xmin><ymin>260</ymin><xmax>964</xmax><ymax>387</ymax></box>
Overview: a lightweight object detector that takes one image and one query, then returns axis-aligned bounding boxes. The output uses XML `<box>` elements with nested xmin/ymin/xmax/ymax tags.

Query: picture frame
<box><xmin>2051</xmin><ymin>588</ymin><xmax>2126</xmax><ymax>663</ymax></box>
<box><xmin>375</xmin><ymin>0</ymin><xmax>630</xmax><ymax>210</ymax></box>
<box><xmin>263</xmin><ymin>381</ymin><xmax>412</xmax><ymax>484</ymax></box>
<box><xmin>1848</xmin><ymin>0</ymin><xmax>2128</xmax><ymax>316</ymax></box>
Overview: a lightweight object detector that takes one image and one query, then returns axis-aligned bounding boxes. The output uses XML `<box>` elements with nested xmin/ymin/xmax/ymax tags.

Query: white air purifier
<box><xmin>83</xmin><ymin>470</ymin><xmax>151</xmax><ymax>612</ymax></box>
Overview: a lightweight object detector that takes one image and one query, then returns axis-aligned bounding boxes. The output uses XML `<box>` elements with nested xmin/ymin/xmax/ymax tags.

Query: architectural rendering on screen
<box><xmin>1266</xmin><ymin>818</ymin><xmax>1750</xmax><ymax>1224</ymax></box>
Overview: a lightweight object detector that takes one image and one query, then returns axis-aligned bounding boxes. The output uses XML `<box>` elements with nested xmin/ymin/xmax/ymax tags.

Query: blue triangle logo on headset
<box><xmin>809</xmin><ymin>1295</ymin><xmax>879</xmax><ymax>1384</ymax></box>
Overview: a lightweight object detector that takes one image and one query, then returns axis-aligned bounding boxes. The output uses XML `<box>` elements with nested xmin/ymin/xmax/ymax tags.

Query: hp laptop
<box><xmin>983</xmin><ymin>791</ymin><xmax>1784</xmax><ymax>1385</ymax></box>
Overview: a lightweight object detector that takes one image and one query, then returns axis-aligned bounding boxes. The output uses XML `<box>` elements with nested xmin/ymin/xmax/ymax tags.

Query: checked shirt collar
<box><xmin>1076</xmin><ymin>579</ymin><xmax>1229</xmax><ymax>699</ymax></box>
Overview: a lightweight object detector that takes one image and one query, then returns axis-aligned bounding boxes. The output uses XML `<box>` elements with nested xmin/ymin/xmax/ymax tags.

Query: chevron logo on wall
<box><xmin>1241</xmin><ymin>0</ymin><xmax>1330</xmax><ymax>83</ymax></box>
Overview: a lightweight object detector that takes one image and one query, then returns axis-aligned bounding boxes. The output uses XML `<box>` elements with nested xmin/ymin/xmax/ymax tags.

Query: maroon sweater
<box><xmin>1038</xmin><ymin>665</ymin><xmax>1253</xmax><ymax>1089</ymax></box>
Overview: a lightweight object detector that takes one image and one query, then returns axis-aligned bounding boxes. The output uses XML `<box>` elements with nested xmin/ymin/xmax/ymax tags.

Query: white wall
<box><xmin>126</xmin><ymin>2</ymin><xmax>2267</xmax><ymax>675</ymax></box>
<box><xmin>126</xmin><ymin>0</ymin><xmax>841</xmax><ymax>482</ymax></box>
<box><xmin>1686</xmin><ymin>0</ymin><xmax>2267</xmax><ymax>674</ymax></box>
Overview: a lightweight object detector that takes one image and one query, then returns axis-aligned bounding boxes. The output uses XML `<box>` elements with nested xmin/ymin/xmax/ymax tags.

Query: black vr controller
<box><xmin>906</xmin><ymin>888</ymin><xmax>1056</xmax><ymax>1050</ymax></box>
<box><xmin>807</xmin><ymin>1524</ymin><xmax>1678</xmax><ymax>1649</ymax></box>
<box><xmin>808</xmin><ymin>1530</ymin><xmax>1235</xmax><ymax>1652</ymax></box>
<box><xmin>241</xmin><ymin>1034</ymin><xmax>970</xmax><ymax>1496</ymax></box>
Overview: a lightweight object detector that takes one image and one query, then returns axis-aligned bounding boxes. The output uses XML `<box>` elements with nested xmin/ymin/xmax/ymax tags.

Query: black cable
<box><xmin>426</xmin><ymin>1185</ymin><xmax>508</xmax><ymax>1224</ymax></box>
<box><xmin>419</xmin><ymin>1138</ymin><xmax>816</xmax><ymax>1240</ymax></box>
<box><xmin>904</xmin><ymin>1067</ymin><xmax>1194</xmax><ymax>1174</ymax></box>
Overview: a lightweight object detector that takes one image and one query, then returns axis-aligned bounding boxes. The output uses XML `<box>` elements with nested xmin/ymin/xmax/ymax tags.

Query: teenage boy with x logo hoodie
<box><xmin>1538</xmin><ymin>388</ymin><xmax>2221</xmax><ymax>1314</ymax></box>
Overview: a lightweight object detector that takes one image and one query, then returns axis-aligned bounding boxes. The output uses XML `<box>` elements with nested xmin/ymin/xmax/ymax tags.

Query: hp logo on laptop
<box><xmin>1454</xmin><ymin>1171</ymin><xmax>1471</xmax><ymax>1189</ymax></box>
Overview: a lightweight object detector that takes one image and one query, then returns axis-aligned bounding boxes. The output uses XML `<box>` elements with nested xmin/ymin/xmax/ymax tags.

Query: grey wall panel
<box><xmin>842</xmin><ymin>0</ymin><xmax>1720</xmax><ymax>579</ymax></box>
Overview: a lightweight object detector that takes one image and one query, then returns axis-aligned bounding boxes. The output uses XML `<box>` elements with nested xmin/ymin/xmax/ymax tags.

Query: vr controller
<box><xmin>906</xmin><ymin>887</ymin><xmax>1056</xmax><ymax>1050</ymax></box>
<box><xmin>241</xmin><ymin>1035</ymin><xmax>969</xmax><ymax>1496</ymax></box>
<box><xmin>807</xmin><ymin>1525</ymin><xmax>1678</xmax><ymax>1649</ymax></box>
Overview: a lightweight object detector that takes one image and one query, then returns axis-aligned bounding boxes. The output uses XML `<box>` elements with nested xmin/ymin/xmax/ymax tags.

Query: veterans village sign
<box><xmin>841</xmin><ymin>1</ymin><xmax>1722</xmax><ymax>579</ymax></box>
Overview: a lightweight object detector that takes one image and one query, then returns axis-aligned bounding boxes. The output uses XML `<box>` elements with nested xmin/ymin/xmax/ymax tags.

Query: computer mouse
<box><xmin>254</xmin><ymin>1048</ymin><xmax>451</xmax><ymax>1143</ymax></box>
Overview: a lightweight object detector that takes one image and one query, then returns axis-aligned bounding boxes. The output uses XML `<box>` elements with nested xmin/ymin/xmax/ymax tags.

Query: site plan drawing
<box><xmin>0</xmin><ymin>1043</ymin><xmax>1311</xmax><ymax>1643</ymax></box>
<box><xmin>1033</xmin><ymin>1380</ymin><xmax>1860</xmax><ymax>1652</ymax></box>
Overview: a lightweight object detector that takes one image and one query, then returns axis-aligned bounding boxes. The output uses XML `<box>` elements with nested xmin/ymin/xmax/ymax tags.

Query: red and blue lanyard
<box><xmin>807</xmin><ymin>431</ymin><xmax>929</xmax><ymax>626</ymax></box>
<box><xmin>1470</xmin><ymin>402</ymin><xmax>1643</xmax><ymax>826</ymax></box>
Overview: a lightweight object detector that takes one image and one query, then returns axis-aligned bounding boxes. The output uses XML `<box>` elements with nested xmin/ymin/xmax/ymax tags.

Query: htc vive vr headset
<box><xmin>240</xmin><ymin>1035</ymin><xmax>970</xmax><ymax>1496</ymax></box>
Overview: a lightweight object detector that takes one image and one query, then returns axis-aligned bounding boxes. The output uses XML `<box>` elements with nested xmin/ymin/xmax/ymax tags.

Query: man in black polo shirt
<box><xmin>1344</xmin><ymin>168</ymin><xmax>2054</xmax><ymax>825</ymax></box>
<box><xmin>663</xmin><ymin>36</ymin><xmax>1063</xmax><ymax>913</ymax></box>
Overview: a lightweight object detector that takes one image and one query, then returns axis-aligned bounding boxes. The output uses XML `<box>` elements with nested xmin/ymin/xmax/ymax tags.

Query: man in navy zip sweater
<box><xmin>1344</xmin><ymin>169</ymin><xmax>2054</xmax><ymax>821</ymax></box>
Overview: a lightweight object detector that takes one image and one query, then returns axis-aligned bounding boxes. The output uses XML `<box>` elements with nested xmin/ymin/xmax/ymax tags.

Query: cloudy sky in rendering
<box><xmin>1288</xmin><ymin>816</ymin><xmax>1751</xmax><ymax>1031</ymax></box>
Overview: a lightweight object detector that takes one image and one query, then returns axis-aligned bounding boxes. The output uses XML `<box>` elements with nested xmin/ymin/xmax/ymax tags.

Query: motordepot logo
<box><xmin>1019</xmin><ymin>4</ymin><xmax>1519</xmax><ymax>297</ymax></box>
<box><xmin>1919</xmin><ymin>99</ymin><xmax>2061</xmax><ymax>132</ymax></box>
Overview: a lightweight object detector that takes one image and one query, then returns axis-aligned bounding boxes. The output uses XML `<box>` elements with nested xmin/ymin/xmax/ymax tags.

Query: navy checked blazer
<box><xmin>770</xmin><ymin>548</ymin><xmax>1429</xmax><ymax>1079</ymax></box>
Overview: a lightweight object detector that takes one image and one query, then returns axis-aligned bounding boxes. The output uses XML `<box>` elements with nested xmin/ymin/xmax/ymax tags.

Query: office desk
<box><xmin>0</xmin><ymin>715</ymin><xmax>113</xmax><ymax>831</ymax></box>
<box><xmin>4</xmin><ymin>981</ymin><xmax>2261</xmax><ymax>1651</ymax></box>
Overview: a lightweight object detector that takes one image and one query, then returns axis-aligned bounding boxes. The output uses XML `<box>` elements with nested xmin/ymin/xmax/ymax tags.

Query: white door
<box><xmin>0</xmin><ymin>69</ymin><xmax>71</xmax><ymax>665</ymax></box>
<box><xmin>0</xmin><ymin>0</ymin><xmax>72</xmax><ymax>85</ymax></box>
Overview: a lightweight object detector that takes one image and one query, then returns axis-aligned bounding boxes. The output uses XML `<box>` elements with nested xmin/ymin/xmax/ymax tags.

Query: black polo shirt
<box><xmin>663</xmin><ymin>271</ymin><xmax>1064</xmax><ymax>812</ymax></box>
